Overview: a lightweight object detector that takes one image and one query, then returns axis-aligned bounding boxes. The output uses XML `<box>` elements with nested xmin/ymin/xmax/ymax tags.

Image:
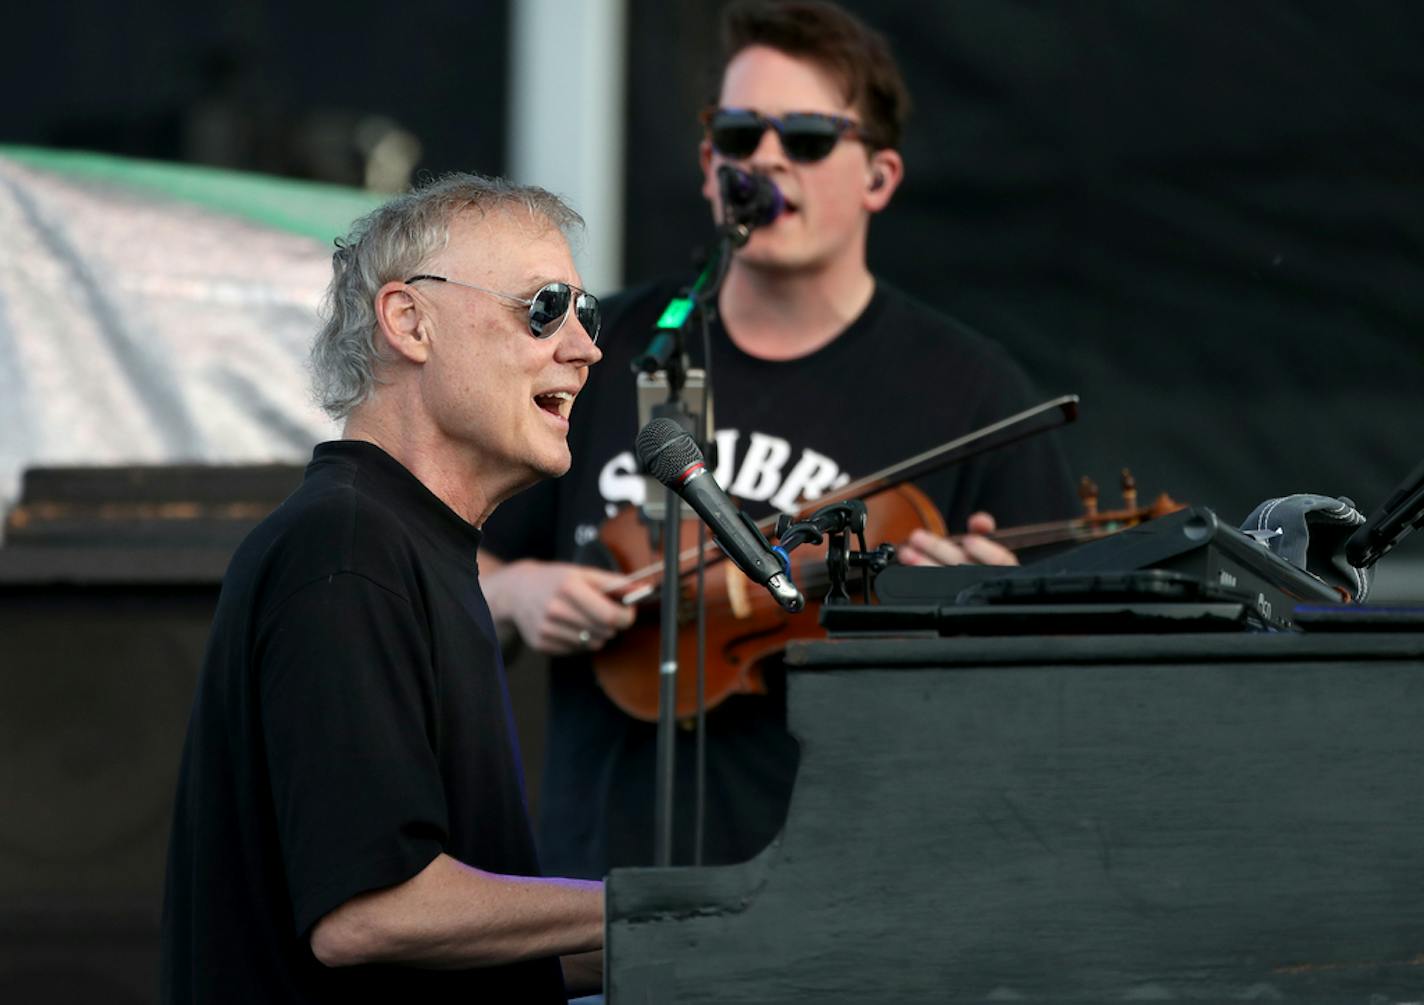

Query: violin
<box><xmin>593</xmin><ymin>466</ymin><xmax>1182</xmax><ymax>723</ymax></box>
<box><xmin>594</xmin><ymin>480</ymin><xmax>944</xmax><ymax>721</ymax></box>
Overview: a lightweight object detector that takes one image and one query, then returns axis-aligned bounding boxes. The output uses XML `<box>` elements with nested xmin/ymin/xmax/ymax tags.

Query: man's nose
<box><xmin>746</xmin><ymin>123</ymin><xmax>790</xmax><ymax>170</ymax></box>
<box><xmin>556</xmin><ymin>317</ymin><xmax>601</xmax><ymax>366</ymax></box>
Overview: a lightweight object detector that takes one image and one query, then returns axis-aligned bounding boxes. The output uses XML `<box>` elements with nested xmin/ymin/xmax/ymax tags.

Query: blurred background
<box><xmin>0</xmin><ymin>1</ymin><xmax>1420</xmax><ymax>1000</ymax></box>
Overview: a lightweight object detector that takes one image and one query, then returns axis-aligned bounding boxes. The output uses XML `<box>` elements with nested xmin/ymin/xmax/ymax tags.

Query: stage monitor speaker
<box><xmin>0</xmin><ymin>588</ymin><xmax>213</xmax><ymax>1003</ymax></box>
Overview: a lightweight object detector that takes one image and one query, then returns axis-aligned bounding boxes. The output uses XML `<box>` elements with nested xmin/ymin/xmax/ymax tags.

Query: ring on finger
<box><xmin>577</xmin><ymin>629</ymin><xmax>593</xmax><ymax>648</ymax></box>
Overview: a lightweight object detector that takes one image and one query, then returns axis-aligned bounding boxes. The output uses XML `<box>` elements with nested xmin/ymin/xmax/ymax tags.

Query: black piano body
<box><xmin>606</xmin><ymin>631</ymin><xmax>1424</xmax><ymax>1002</ymax></box>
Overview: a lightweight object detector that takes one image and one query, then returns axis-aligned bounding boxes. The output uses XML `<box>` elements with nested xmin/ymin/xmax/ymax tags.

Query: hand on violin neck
<box><xmin>898</xmin><ymin>513</ymin><xmax>1019</xmax><ymax>568</ymax></box>
<box><xmin>481</xmin><ymin>559</ymin><xmax>635</xmax><ymax>655</ymax></box>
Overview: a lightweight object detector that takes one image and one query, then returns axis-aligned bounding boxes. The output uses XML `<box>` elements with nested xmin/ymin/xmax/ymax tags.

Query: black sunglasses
<box><xmin>405</xmin><ymin>274</ymin><xmax>601</xmax><ymax>343</ymax></box>
<box><xmin>701</xmin><ymin>106</ymin><xmax>866</xmax><ymax>164</ymax></box>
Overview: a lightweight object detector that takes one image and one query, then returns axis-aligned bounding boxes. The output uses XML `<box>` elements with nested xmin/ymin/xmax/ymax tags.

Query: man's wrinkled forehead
<box><xmin>453</xmin><ymin>202</ymin><xmax>566</xmax><ymax>246</ymax></box>
<box><xmin>437</xmin><ymin>205</ymin><xmax>569</xmax><ymax>271</ymax></box>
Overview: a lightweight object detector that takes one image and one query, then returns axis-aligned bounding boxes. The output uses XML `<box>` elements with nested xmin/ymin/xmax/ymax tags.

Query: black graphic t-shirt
<box><xmin>481</xmin><ymin>279</ymin><xmax>1076</xmax><ymax>877</ymax></box>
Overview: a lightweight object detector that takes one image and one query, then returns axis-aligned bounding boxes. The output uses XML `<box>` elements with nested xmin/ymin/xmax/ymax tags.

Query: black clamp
<box><xmin>774</xmin><ymin>499</ymin><xmax>895</xmax><ymax>606</ymax></box>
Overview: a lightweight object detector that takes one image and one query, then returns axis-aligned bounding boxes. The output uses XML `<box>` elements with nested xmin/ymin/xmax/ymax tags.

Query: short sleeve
<box><xmin>931</xmin><ymin>346</ymin><xmax>1078</xmax><ymax>529</ymax></box>
<box><xmin>967</xmin><ymin>361</ymin><xmax>1077</xmax><ymax>529</ymax></box>
<box><xmin>257</xmin><ymin>571</ymin><xmax>447</xmax><ymax>936</ymax></box>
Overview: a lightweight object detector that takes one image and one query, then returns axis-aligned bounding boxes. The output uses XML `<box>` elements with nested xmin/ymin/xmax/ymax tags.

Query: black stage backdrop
<box><xmin>0</xmin><ymin>0</ymin><xmax>507</xmax><ymax>184</ymax></box>
<box><xmin>624</xmin><ymin>1</ymin><xmax>1424</xmax><ymax>529</ymax></box>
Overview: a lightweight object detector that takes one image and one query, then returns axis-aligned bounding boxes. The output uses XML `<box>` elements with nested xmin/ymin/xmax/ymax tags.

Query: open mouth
<box><xmin>533</xmin><ymin>390</ymin><xmax>574</xmax><ymax>421</ymax></box>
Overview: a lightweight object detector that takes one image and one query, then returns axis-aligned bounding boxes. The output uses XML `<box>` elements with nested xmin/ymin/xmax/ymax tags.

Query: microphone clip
<box><xmin>774</xmin><ymin>499</ymin><xmax>891</xmax><ymax>606</ymax></box>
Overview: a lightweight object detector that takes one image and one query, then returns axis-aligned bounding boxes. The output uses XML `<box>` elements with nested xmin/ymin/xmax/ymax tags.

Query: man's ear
<box><xmin>864</xmin><ymin>148</ymin><xmax>904</xmax><ymax>212</ymax></box>
<box><xmin>375</xmin><ymin>281</ymin><xmax>431</xmax><ymax>364</ymax></box>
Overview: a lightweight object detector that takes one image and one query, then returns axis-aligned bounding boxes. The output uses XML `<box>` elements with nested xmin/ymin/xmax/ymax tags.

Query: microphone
<box><xmin>717</xmin><ymin>165</ymin><xmax>783</xmax><ymax>246</ymax></box>
<box><xmin>630</xmin><ymin>168</ymin><xmax>782</xmax><ymax>373</ymax></box>
<box><xmin>636</xmin><ymin>418</ymin><xmax>804</xmax><ymax>613</ymax></box>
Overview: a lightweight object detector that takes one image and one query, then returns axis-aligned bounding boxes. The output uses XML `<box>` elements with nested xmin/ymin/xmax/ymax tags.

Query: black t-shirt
<box><xmin>160</xmin><ymin>441</ymin><xmax>565</xmax><ymax>1003</ymax></box>
<box><xmin>481</xmin><ymin>279</ymin><xmax>1076</xmax><ymax>878</ymax></box>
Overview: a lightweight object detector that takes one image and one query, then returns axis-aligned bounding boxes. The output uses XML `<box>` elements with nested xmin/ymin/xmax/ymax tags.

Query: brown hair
<box><xmin>719</xmin><ymin>0</ymin><xmax>911</xmax><ymax>151</ymax></box>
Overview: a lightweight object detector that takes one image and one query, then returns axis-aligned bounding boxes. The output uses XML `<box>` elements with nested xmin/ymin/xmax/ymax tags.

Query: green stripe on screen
<box><xmin>0</xmin><ymin>145</ymin><xmax>386</xmax><ymax>244</ymax></box>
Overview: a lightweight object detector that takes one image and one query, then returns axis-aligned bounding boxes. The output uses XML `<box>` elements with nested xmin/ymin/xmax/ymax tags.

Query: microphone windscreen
<box><xmin>636</xmin><ymin>418</ymin><xmax>703</xmax><ymax>485</ymax></box>
<box><xmin>717</xmin><ymin>165</ymin><xmax>783</xmax><ymax>227</ymax></box>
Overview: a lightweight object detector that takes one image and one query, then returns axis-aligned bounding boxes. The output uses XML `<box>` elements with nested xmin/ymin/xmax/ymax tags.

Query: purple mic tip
<box><xmin>717</xmin><ymin>165</ymin><xmax>783</xmax><ymax>229</ymax></box>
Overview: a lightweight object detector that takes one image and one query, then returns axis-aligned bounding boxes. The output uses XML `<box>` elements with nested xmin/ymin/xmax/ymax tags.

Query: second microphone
<box><xmin>635</xmin><ymin>417</ymin><xmax>805</xmax><ymax>613</ymax></box>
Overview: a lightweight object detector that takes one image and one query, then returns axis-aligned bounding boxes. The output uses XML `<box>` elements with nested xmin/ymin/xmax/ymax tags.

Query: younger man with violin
<box><xmin>480</xmin><ymin>0</ymin><xmax>1076</xmax><ymax>878</ymax></box>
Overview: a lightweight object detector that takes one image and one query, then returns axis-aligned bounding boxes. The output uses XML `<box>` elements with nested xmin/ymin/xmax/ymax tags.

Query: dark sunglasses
<box><xmin>701</xmin><ymin>106</ymin><xmax>866</xmax><ymax>164</ymax></box>
<box><xmin>405</xmin><ymin>274</ymin><xmax>601</xmax><ymax>343</ymax></box>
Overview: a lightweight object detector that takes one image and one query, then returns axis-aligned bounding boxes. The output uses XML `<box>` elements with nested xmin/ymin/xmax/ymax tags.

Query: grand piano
<box><xmin>606</xmin><ymin>628</ymin><xmax>1424</xmax><ymax>1002</ymax></box>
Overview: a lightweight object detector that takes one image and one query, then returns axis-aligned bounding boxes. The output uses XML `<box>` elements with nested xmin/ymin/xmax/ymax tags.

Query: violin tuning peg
<box><xmin>1120</xmin><ymin>468</ymin><xmax>1138</xmax><ymax>510</ymax></box>
<box><xmin>1078</xmin><ymin>475</ymin><xmax>1099</xmax><ymax>516</ymax></box>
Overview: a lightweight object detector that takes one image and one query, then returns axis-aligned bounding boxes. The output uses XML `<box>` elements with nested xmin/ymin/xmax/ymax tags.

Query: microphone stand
<box><xmin>632</xmin><ymin>228</ymin><xmax>741</xmax><ymax>867</ymax></box>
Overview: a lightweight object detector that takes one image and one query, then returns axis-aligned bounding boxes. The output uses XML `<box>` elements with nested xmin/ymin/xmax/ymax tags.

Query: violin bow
<box><xmin>614</xmin><ymin>395</ymin><xmax>1080</xmax><ymax>603</ymax></box>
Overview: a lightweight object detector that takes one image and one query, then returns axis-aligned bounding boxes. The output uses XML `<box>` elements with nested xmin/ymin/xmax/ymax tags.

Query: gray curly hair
<box><xmin>310</xmin><ymin>173</ymin><xmax>584</xmax><ymax>419</ymax></box>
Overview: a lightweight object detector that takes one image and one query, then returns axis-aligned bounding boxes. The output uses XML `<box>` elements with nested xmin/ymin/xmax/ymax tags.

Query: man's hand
<box><xmin>897</xmin><ymin>511</ymin><xmax>1019</xmax><ymax>567</ymax></box>
<box><xmin>482</xmin><ymin>559</ymin><xmax>636</xmax><ymax>654</ymax></box>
